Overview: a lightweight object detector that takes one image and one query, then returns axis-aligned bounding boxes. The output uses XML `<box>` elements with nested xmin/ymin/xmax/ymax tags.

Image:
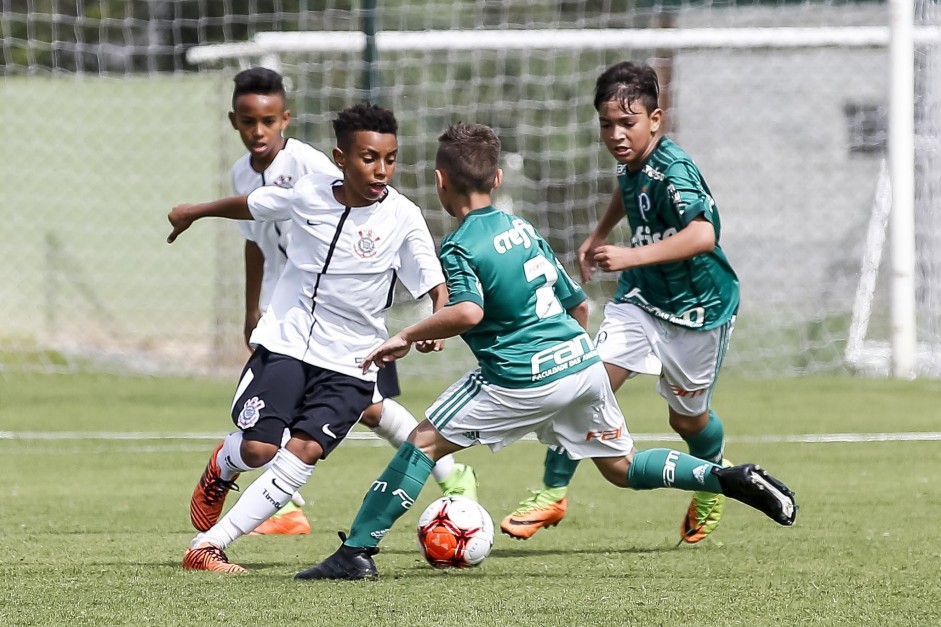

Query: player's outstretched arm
<box><xmin>361</xmin><ymin>301</ymin><xmax>483</xmax><ymax>373</ymax></box>
<box><xmin>577</xmin><ymin>190</ymin><xmax>624</xmax><ymax>281</ymax></box>
<box><xmin>166</xmin><ymin>195</ymin><xmax>252</xmax><ymax>243</ymax></box>
<box><xmin>243</xmin><ymin>240</ymin><xmax>265</xmax><ymax>347</ymax></box>
<box><xmin>567</xmin><ymin>301</ymin><xmax>590</xmax><ymax>332</ymax></box>
<box><xmin>415</xmin><ymin>283</ymin><xmax>448</xmax><ymax>354</ymax></box>
<box><xmin>592</xmin><ymin>216</ymin><xmax>715</xmax><ymax>273</ymax></box>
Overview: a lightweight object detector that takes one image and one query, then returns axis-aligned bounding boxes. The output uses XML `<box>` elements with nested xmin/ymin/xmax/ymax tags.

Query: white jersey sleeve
<box><xmin>397</xmin><ymin>206</ymin><xmax>445</xmax><ymax>299</ymax></box>
<box><xmin>246</xmin><ymin>184</ymin><xmax>295</xmax><ymax>222</ymax></box>
<box><xmin>231</xmin><ymin>140</ymin><xmax>341</xmax><ymax>238</ymax></box>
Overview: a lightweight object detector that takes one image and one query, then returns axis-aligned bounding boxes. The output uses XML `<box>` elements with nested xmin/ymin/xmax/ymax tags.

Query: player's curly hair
<box><xmin>593</xmin><ymin>61</ymin><xmax>660</xmax><ymax>114</ymax></box>
<box><xmin>232</xmin><ymin>67</ymin><xmax>286</xmax><ymax>109</ymax></box>
<box><xmin>332</xmin><ymin>103</ymin><xmax>398</xmax><ymax>149</ymax></box>
<box><xmin>436</xmin><ymin>123</ymin><xmax>500</xmax><ymax>195</ymax></box>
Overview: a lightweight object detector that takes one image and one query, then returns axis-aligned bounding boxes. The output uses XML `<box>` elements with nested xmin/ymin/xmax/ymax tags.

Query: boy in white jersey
<box><xmin>168</xmin><ymin>104</ymin><xmax>461</xmax><ymax>574</ymax></box>
<box><xmin>502</xmin><ymin>61</ymin><xmax>743</xmax><ymax>545</ymax></box>
<box><xmin>294</xmin><ymin>123</ymin><xmax>796</xmax><ymax>581</ymax></box>
<box><xmin>217</xmin><ymin>69</ymin><xmax>475</xmax><ymax>538</ymax></box>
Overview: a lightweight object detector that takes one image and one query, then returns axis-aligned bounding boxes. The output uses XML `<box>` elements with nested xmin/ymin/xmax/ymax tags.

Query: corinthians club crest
<box><xmin>354</xmin><ymin>229</ymin><xmax>381</xmax><ymax>258</ymax></box>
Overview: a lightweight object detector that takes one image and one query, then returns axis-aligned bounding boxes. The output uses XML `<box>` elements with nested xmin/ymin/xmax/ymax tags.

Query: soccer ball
<box><xmin>416</xmin><ymin>495</ymin><xmax>494</xmax><ymax>569</ymax></box>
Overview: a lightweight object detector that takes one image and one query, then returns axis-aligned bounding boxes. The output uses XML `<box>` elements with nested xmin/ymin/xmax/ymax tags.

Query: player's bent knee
<box><xmin>240</xmin><ymin>439</ymin><xmax>279</xmax><ymax>467</ymax></box>
<box><xmin>408</xmin><ymin>420</ymin><xmax>461</xmax><ymax>462</ymax></box>
<box><xmin>668</xmin><ymin>408</ymin><xmax>709</xmax><ymax>437</ymax></box>
<box><xmin>592</xmin><ymin>455</ymin><xmax>631</xmax><ymax>488</ymax></box>
<box><xmin>359</xmin><ymin>402</ymin><xmax>383</xmax><ymax>428</ymax></box>
<box><xmin>284</xmin><ymin>436</ymin><xmax>324</xmax><ymax>465</ymax></box>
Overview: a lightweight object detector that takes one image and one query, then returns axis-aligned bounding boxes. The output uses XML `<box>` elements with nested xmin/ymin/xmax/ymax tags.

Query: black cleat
<box><xmin>294</xmin><ymin>532</ymin><xmax>380</xmax><ymax>581</ymax></box>
<box><xmin>714</xmin><ymin>463</ymin><xmax>798</xmax><ymax>527</ymax></box>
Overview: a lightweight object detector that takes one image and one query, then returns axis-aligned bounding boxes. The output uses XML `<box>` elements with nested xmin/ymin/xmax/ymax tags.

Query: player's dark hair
<box><xmin>231</xmin><ymin>67</ymin><xmax>286</xmax><ymax>109</ymax></box>
<box><xmin>436</xmin><ymin>123</ymin><xmax>500</xmax><ymax>195</ymax></box>
<box><xmin>593</xmin><ymin>61</ymin><xmax>660</xmax><ymax>114</ymax></box>
<box><xmin>332</xmin><ymin>103</ymin><xmax>398</xmax><ymax>150</ymax></box>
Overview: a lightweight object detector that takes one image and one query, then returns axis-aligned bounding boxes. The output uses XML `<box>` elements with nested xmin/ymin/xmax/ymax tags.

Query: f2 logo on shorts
<box><xmin>669</xmin><ymin>384</ymin><xmax>707</xmax><ymax>398</ymax></box>
<box><xmin>585</xmin><ymin>426</ymin><xmax>622</xmax><ymax>442</ymax></box>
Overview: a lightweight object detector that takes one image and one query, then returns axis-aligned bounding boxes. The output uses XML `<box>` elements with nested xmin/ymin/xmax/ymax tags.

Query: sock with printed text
<box><xmin>201</xmin><ymin>448</ymin><xmax>313</xmax><ymax>548</ymax></box>
<box><xmin>627</xmin><ymin>448</ymin><xmax>722</xmax><ymax>493</ymax></box>
<box><xmin>344</xmin><ymin>442</ymin><xmax>435</xmax><ymax>549</ymax></box>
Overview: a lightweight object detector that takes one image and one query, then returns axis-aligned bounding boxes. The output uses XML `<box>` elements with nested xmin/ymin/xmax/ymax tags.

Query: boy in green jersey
<box><xmin>294</xmin><ymin>123</ymin><xmax>796</xmax><ymax>581</ymax></box>
<box><xmin>502</xmin><ymin>61</ymin><xmax>741</xmax><ymax>545</ymax></box>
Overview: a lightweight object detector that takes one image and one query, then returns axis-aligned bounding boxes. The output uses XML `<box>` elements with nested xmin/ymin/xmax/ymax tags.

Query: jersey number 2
<box><xmin>523</xmin><ymin>256</ymin><xmax>564</xmax><ymax>319</ymax></box>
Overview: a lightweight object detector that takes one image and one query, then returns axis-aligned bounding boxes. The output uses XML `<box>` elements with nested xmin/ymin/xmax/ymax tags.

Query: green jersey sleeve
<box><xmin>664</xmin><ymin>159</ymin><xmax>720</xmax><ymax>234</ymax></box>
<box><xmin>440</xmin><ymin>238</ymin><xmax>484</xmax><ymax>308</ymax></box>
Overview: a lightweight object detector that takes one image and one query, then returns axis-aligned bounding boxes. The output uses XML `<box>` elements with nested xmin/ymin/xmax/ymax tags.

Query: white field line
<box><xmin>2</xmin><ymin>431</ymin><xmax>941</xmax><ymax>444</ymax></box>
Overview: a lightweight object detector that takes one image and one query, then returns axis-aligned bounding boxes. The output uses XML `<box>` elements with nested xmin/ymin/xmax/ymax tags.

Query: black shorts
<box><xmin>376</xmin><ymin>360</ymin><xmax>401</xmax><ymax>399</ymax></box>
<box><xmin>230</xmin><ymin>347</ymin><xmax>375</xmax><ymax>458</ymax></box>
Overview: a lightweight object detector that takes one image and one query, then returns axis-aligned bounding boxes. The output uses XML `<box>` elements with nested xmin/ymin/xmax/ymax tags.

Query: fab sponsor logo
<box><xmin>530</xmin><ymin>334</ymin><xmax>597</xmax><ymax>382</ymax></box>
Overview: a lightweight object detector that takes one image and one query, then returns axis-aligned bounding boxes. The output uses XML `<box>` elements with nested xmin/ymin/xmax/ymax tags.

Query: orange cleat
<box><xmin>250</xmin><ymin>508</ymin><xmax>311</xmax><ymax>536</ymax></box>
<box><xmin>183</xmin><ymin>541</ymin><xmax>247</xmax><ymax>574</ymax></box>
<box><xmin>190</xmin><ymin>442</ymin><xmax>239</xmax><ymax>532</ymax></box>
<box><xmin>500</xmin><ymin>493</ymin><xmax>568</xmax><ymax>540</ymax></box>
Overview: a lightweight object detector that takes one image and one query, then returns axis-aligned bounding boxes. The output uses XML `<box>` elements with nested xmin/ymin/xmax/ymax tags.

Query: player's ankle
<box><xmin>540</xmin><ymin>486</ymin><xmax>568</xmax><ymax>502</ymax></box>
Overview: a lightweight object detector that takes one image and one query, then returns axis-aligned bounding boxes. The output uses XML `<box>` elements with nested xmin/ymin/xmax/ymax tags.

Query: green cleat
<box><xmin>680</xmin><ymin>458</ymin><xmax>733</xmax><ymax>545</ymax></box>
<box><xmin>438</xmin><ymin>463</ymin><xmax>479</xmax><ymax>502</ymax></box>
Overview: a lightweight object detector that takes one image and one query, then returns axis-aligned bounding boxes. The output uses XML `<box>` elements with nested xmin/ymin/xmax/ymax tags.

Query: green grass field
<box><xmin>2</xmin><ymin>372</ymin><xmax>940</xmax><ymax>626</ymax></box>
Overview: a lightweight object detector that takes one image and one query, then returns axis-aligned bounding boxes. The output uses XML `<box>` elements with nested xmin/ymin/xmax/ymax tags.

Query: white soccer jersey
<box><xmin>246</xmin><ymin>171</ymin><xmax>445</xmax><ymax>380</ymax></box>
<box><xmin>231</xmin><ymin>138</ymin><xmax>341</xmax><ymax>308</ymax></box>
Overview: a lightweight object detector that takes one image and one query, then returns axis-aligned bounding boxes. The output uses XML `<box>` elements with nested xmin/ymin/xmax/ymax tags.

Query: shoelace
<box><xmin>202</xmin><ymin>477</ymin><xmax>239</xmax><ymax>505</ymax></box>
<box><xmin>195</xmin><ymin>544</ymin><xmax>231</xmax><ymax>564</ymax></box>
<box><xmin>514</xmin><ymin>490</ymin><xmax>556</xmax><ymax>513</ymax></box>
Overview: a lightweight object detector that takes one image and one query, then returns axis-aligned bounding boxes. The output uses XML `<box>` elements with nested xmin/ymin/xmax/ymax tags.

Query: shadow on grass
<box><xmin>158</xmin><ymin>543</ymin><xmax>673</xmax><ymax>574</ymax></box>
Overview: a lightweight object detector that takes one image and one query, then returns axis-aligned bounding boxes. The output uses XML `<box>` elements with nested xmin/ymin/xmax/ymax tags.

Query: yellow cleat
<box><xmin>680</xmin><ymin>458</ymin><xmax>732</xmax><ymax>544</ymax></box>
<box><xmin>437</xmin><ymin>463</ymin><xmax>479</xmax><ymax>502</ymax></box>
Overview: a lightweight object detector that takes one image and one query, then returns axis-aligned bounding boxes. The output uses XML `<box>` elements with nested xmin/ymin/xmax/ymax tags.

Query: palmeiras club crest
<box><xmin>354</xmin><ymin>229</ymin><xmax>381</xmax><ymax>258</ymax></box>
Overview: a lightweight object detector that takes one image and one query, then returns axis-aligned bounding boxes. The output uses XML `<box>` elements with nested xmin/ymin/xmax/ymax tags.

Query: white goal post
<box><xmin>187</xmin><ymin>26</ymin><xmax>941</xmax><ymax>63</ymax></box>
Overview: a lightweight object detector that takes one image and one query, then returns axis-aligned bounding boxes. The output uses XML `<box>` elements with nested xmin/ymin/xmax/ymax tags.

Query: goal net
<box><xmin>2</xmin><ymin>1</ymin><xmax>940</xmax><ymax>380</ymax></box>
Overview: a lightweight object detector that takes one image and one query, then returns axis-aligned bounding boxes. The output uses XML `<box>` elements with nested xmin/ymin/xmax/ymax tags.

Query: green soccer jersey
<box><xmin>440</xmin><ymin>206</ymin><xmax>599</xmax><ymax>388</ymax></box>
<box><xmin>613</xmin><ymin>137</ymin><xmax>739</xmax><ymax>330</ymax></box>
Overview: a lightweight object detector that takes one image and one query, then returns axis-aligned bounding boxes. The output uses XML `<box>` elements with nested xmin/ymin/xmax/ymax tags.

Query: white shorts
<box><xmin>424</xmin><ymin>362</ymin><xmax>634</xmax><ymax>460</ymax></box>
<box><xmin>595</xmin><ymin>302</ymin><xmax>734</xmax><ymax>416</ymax></box>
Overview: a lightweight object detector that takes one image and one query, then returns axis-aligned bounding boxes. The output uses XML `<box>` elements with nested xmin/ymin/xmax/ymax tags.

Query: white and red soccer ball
<box><xmin>416</xmin><ymin>496</ymin><xmax>494</xmax><ymax>569</ymax></box>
